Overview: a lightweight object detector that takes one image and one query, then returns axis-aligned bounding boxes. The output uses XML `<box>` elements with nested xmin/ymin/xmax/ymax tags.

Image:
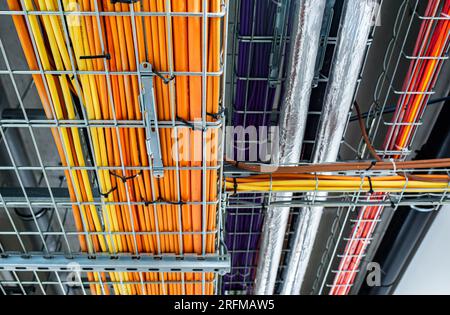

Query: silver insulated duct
<box><xmin>254</xmin><ymin>0</ymin><xmax>327</xmax><ymax>295</ymax></box>
<box><xmin>280</xmin><ymin>0</ymin><xmax>379</xmax><ymax>295</ymax></box>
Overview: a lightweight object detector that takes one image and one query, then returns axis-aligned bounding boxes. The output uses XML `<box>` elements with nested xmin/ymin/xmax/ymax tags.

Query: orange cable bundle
<box><xmin>7</xmin><ymin>0</ymin><xmax>224</xmax><ymax>295</ymax></box>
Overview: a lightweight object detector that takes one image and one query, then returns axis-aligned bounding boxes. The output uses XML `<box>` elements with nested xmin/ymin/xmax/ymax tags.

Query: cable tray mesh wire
<box><xmin>313</xmin><ymin>0</ymin><xmax>450</xmax><ymax>295</ymax></box>
<box><xmin>0</xmin><ymin>269</ymin><xmax>218</xmax><ymax>295</ymax></box>
<box><xmin>221</xmin><ymin>0</ymin><xmax>295</xmax><ymax>294</ymax></box>
<box><xmin>0</xmin><ymin>0</ymin><xmax>229</xmax><ymax>295</ymax></box>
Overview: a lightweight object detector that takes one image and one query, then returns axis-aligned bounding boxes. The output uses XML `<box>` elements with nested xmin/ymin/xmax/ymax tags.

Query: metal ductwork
<box><xmin>280</xmin><ymin>0</ymin><xmax>379</xmax><ymax>295</ymax></box>
<box><xmin>254</xmin><ymin>0</ymin><xmax>327</xmax><ymax>295</ymax></box>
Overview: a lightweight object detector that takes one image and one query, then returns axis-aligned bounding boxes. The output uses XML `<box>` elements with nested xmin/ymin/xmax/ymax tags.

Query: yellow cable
<box><xmin>22</xmin><ymin>0</ymin><xmax>107</xmax><ymax>253</ymax></box>
<box><xmin>226</xmin><ymin>177</ymin><xmax>450</xmax><ymax>193</ymax></box>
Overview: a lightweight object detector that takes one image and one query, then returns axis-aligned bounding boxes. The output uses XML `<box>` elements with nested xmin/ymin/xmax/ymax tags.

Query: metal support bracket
<box><xmin>139</xmin><ymin>62</ymin><xmax>164</xmax><ymax>178</ymax></box>
<box><xmin>0</xmin><ymin>253</ymin><xmax>231</xmax><ymax>275</ymax></box>
<box><xmin>313</xmin><ymin>0</ymin><xmax>336</xmax><ymax>88</ymax></box>
<box><xmin>268</xmin><ymin>0</ymin><xmax>291</xmax><ymax>87</ymax></box>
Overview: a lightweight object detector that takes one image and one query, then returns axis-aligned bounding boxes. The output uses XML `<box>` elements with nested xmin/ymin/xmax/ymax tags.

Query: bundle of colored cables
<box><xmin>8</xmin><ymin>0</ymin><xmax>222</xmax><ymax>295</ymax></box>
<box><xmin>225</xmin><ymin>174</ymin><xmax>450</xmax><ymax>194</ymax></box>
<box><xmin>329</xmin><ymin>0</ymin><xmax>450</xmax><ymax>295</ymax></box>
<box><xmin>223</xmin><ymin>0</ymin><xmax>280</xmax><ymax>293</ymax></box>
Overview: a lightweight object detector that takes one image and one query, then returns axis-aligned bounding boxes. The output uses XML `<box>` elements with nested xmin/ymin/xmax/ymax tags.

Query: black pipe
<box><xmin>1</xmin><ymin>108</ymin><xmax>47</xmax><ymax>120</ymax></box>
<box><xmin>349</xmin><ymin>95</ymin><xmax>449</xmax><ymax>122</ymax></box>
<box><xmin>360</xmin><ymin>99</ymin><xmax>450</xmax><ymax>295</ymax></box>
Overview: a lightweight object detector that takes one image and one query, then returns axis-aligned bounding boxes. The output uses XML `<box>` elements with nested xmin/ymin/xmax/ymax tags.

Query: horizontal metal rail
<box><xmin>0</xmin><ymin>253</ymin><xmax>231</xmax><ymax>275</ymax></box>
<box><xmin>0</xmin><ymin>9</ymin><xmax>227</xmax><ymax>18</ymax></box>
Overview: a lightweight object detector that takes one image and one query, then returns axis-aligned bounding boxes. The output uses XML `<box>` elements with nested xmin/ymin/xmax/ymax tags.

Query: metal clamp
<box><xmin>139</xmin><ymin>62</ymin><xmax>164</xmax><ymax>178</ymax></box>
<box><xmin>0</xmin><ymin>253</ymin><xmax>231</xmax><ymax>274</ymax></box>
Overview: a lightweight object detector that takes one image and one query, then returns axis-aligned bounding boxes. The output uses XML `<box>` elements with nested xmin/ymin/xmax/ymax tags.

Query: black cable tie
<box><xmin>109</xmin><ymin>171</ymin><xmax>126</xmax><ymax>183</ymax></box>
<box><xmin>144</xmin><ymin>200</ymin><xmax>156</xmax><ymax>206</ymax></box>
<box><xmin>261</xmin><ymin>199</ymin><xmax>268</xmax><ymax>214</ymax></box>
<box><xmin>388</xmin><ymin>194</ymin><xmax>396</xmax><ymax>208</ymax></box>
<box><xmin>233</xmin><ymin>178</ymin><xmax>238</xmax><ymax>196</ymax></box>
<box><xmin>80</xmin><ymin>53</ymin><xmax>111</xmax><ymax>60</ymax></box>
<box><xmin>166</xmin><ymin>200</ymin><xmax>186</xmax><ymax>206</ymax></box>
<box><xmin>111</xmin><ymin>0</ymin><xmax>139</xmax><ymax>4</ymax></box>
<box><xmin>367</xmin><ymin>176</ymin><xmax>374</xmax><ymax>195</ymax></box>
<box><xmin>144</xmin><ymin>198</ymin><xmax>186</xmax><ymax>206</ymax></box>
<box><xmin>109</xmin><ymin>170</ymin><xmax>143</xmax><ymax>183</ymax></box>
<box><xmin>366</xmin><ymin>160</ymin><xmax>377</xmax><ymax>171</ymax></box>
<box><xmin>99</xmin><ymin>185</ymin><xmax>118</xmax><ymax>198</ymax></box>
<box><xmin>124</xmin><ymin>170</ymin><xmax>142</xmax><ymax>181</ymax></box>
<box><xmin>176</xmin><ymin>115</ymin><xmax>205</xmax><ymax>131</ymax></box>
<box><xmin>153</xmin><ymin>68</ymin><xmax>175</xmax><ymax>85</ymax></box>
<box><xmin>207</xmin><ymin>107</ymin><xmax>225</xmax><ymax>120</ymax></box>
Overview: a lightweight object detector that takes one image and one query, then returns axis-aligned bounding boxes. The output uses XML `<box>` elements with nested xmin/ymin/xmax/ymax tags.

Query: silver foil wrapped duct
<box><xmin>280</xmin><ymin>0</ymin><xmax>379</xmax><ymax>295</ymax></box>
<box><xmin>254</xmin><ymin>0</ymin><xmax>327</xmax><ymax>295</ymax></box>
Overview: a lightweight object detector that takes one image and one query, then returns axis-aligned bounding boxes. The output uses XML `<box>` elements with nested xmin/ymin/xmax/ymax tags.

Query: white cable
<box><xmin>389</xmin><ymin>158</ymin><xmax>397</xmax><ymax>174</ymax></box>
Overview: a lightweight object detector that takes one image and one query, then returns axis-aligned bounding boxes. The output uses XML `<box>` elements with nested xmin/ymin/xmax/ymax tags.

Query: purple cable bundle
<box><xmin>233</xmin><ymin>0</ymin><xmax>277</xmax><ymax>161</ymax></box>
<box><xmin>223</xmin><ymin>200</ymin><xmax>265</xmax><ymax>291</ymax></box>
<box><xmin>224</xmin><ymin>0</ymin><xmax>278</xmax><ymax>293</ymax></box>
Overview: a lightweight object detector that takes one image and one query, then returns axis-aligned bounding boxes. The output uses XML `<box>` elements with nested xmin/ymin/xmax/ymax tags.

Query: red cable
<box><xmin>330</xmin><ymin>0</ymin><xmax>450</xmax><ymax>295</ymax></box>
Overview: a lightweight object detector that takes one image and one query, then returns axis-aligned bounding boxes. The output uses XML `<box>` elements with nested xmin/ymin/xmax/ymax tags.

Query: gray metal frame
<box><xmin>0</xmin><ymin>0</ymin><xmax>230</xmax><ymax>295</ymax></box>
<box><xmin>0</xmin><ymin>253</ymin><xmax>230</xmax><ymax>274</ymax></box>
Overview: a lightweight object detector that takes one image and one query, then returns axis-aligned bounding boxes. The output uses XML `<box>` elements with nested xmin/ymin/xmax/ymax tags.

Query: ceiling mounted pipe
<box><xmin>253</xmin><ymin>0</ymin><xmax>327</xmax><ymax>295</ymax></box>
<box><xmin>280</xmin><ymin>0</ymin><xmax>379</xmax><ymax>295</ymax></box>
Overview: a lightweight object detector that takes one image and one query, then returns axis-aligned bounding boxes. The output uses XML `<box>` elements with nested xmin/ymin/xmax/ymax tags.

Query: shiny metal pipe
<box><xmin>280</xmin><ymin>0</ymin><xmax>379</xmax><ymax>295</ymax></box>
<box><xmin>254</xmin><ymin>0</ymin><xmax>327</xmax><ymax>295</ymax></box>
